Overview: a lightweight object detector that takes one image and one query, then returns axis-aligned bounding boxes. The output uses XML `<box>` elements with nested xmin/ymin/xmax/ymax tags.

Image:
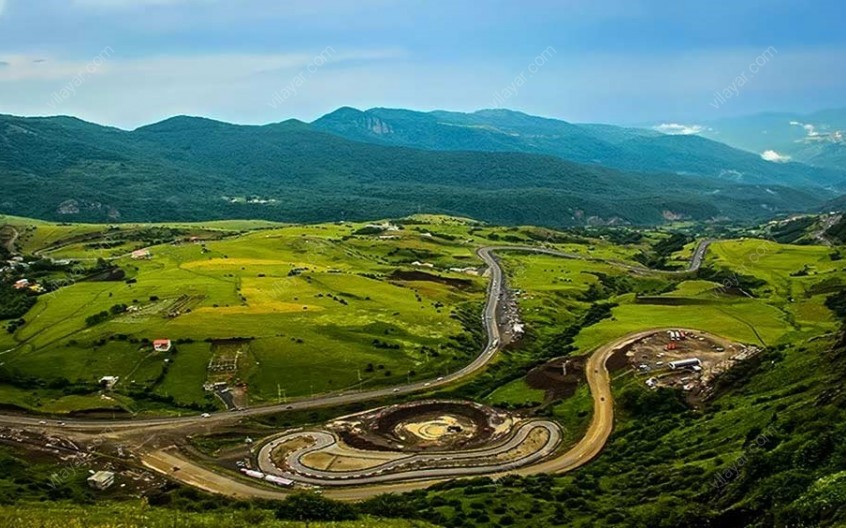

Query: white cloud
<box><xmin>653</xmin><ymin>123</ymin><xmax>705</xmax><ymax>135</ymax></box>
<box><xmin>761</xmin><ymin>150</ymin><xmax>791</xmax><ymax>163</ymax></box>
<box><xmin>789</xmin><ymin>120</ymin><xmax>845</xmax><ymax>144</ymax></box>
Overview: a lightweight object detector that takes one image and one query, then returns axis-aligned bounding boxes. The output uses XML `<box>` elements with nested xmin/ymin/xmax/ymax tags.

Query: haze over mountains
<box><xmin>1</xmin><ymin>107</ymin><xmax>844</xmax><ymax>228</ymax></box>
<box><xmin>696</xmin><ymin>109</ymin><xmax>846</xmax><ymax>171</ymax></box>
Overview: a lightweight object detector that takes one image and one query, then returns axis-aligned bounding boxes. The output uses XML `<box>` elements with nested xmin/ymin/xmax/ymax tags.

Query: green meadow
<box><xmin>1</xmin><ymin>216</ymin><xmax>497</xmax><ymax>413</ymax></box>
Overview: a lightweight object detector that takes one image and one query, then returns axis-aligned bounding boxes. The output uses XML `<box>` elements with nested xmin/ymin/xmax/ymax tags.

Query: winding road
<box><xmin>0</xmin><ymin>239</ymin><xmax>713</xmax><ymax>499</ymax></box>
<box><xmin>256</xmin><ymin>419</ymin><xmax>561</xmax><ymax>486</ymax></box>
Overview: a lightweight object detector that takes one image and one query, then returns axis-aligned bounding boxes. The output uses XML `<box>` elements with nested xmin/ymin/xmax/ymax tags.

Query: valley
<box><xmin>3</xmin><ymin>2</ymin><xmax>846</xmax><ymax>526</ymax></box>
<box><xmin>1</xmin><ymin>212</ymin><xmax>845</xmax><ymax>526</ymax></box>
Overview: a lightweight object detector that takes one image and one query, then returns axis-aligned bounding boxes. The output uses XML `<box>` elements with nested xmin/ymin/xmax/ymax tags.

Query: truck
<box><xmin>264</xmin><ymin>474</ymin><xmax>294</xmax><ymax>487</ymax></box>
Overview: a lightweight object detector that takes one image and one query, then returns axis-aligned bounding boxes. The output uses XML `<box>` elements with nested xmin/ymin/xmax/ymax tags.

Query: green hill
<box><xmin>0</xmin><ymin>113</ymin><xmax>834</xmax><ymax>227</ymax></box>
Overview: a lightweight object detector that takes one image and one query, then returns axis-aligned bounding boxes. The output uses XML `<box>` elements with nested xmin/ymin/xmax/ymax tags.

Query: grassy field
<box><xmin>487</xmin><ymin>235</ymin><xmax>843</xmax><ymax>443</ymax></box>
<box><xmin>500</xmin><ymin>238</ymin><xmax>841</xmax><ymax>358</ymax></box>
<box><xmin>485</xmin><ymin>378</ymin><xmax>545</xmax><ymax>407</ymax></box>
<box><xmin>1</xmin><ymin>216</ymin><xmax>504</xmax><ymax>413</ymax></box>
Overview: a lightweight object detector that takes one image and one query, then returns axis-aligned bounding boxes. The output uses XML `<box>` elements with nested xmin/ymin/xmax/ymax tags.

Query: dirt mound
<box><xmin>85</xmin><ymin>267</ymin><xmax>126</xmax><ymax>282</ymax></box>
<box><xmin>336</xmin><ymin>400</ymin><xmax>510</xmax><ymax>453</ymax></box>
<box><xmin>525</xmin><ymin>357</ymin><xmax>586</xmax><ymax>400</ymax></box>
<box><xmin>389</xmin><ymin>270</ymin><xmax>473</xmax><ymax>289</ymax></box>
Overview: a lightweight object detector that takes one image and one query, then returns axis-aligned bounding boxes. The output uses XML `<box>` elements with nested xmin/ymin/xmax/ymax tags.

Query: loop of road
<box><xmin>255</xmin><ymin>419</ymin><xmax>561</xmax><ymax>486</ymax></box>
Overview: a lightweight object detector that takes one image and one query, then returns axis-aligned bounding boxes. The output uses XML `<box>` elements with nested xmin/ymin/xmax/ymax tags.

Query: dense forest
<box><xmin>0</xmin><ymin>114</ymin><xmax>835</xmax><ymax>228</ymax></box>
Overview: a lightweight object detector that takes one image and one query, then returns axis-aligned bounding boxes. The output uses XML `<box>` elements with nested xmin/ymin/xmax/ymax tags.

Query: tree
<box><xmin>274</xmin><ymin>492</ymin><xmax>357</xmax><ymax>524</ymax></box>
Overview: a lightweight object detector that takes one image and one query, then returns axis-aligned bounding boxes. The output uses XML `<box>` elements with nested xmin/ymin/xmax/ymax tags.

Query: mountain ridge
<box><xmin>311</xmin><ymin>107</ymin><xmax>846</xmax><ymax>189</ymax></box>
<box><xmin>0</xmin><ymin>110</ymin><xmax>840</xmax><ymax>227</ymax></box>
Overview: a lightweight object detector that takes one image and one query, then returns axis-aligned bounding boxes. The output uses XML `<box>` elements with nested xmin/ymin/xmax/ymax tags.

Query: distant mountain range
<box><xmin>313</xmin><ymin>107</ymin><xmax>846</xmax><ymax>188</ymax></box>
<box><xmin>0</xmin><ymin>108</ymin><xmax>844</xmax><ymax>228</ymax></box>
<box><xmin>695</xmin><ymin>109</ymin><xmax>846</xmax><ymax>171</ymax></box>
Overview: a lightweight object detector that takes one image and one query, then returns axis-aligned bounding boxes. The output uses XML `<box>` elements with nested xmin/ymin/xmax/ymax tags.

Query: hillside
<box><xmin>0</xmin><ymin>113</ymin><xmax>832</xmax><ymax>227</ymax></box>
<box><xmin>312</xmin><ymin>107</ymin><xmax>846</xmax><ymax>188</ymax></box>
<box><xmin>1</xmin><ymin>502</ymin><xmax>431</xmax><ymax>528</ymax></box>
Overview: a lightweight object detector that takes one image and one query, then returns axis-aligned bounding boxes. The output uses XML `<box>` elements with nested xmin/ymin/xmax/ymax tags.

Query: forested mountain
<box><xmin>0</xmin><ymin>112</ymin><xmax>837</xmax><ymax>227</ymax></box>
<box><xmin>312</xmin><ymin>107</ymin><xmax>846</xmax><ymax>188</ymax></box>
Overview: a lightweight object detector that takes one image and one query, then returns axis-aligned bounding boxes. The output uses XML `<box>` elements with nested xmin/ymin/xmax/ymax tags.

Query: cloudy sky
<box><xmin>0</xmin><ymin>0</ymin><xmax>843</xmax><ymax>129</ymax></box>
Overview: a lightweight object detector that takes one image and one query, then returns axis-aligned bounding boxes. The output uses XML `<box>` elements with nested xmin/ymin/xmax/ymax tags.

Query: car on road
<box><xmin>392</xmin><ymin>388</ymin><xmax>399</xmax><ymax>392</ymax></box>
<box><xmin>38</xmin><ymin>420</ymin><xmax>46</xmax><ymax>425</ymax></box>
<box><xmin>201</xmin><ymin>413</ymin><xmax>211</xmax><ymax>418</ymax></box>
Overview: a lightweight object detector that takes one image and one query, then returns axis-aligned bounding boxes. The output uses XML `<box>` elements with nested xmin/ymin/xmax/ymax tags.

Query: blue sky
<box><xmin>0</xmin><ymin>0</ymin><xmax>843</xmax><ymax>129</ymax></box>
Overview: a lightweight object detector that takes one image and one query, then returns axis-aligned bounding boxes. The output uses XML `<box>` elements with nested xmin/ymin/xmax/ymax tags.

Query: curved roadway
<box><xmin>256</xmin><ymin>419</ymin><xmax>560</xmax><ymax>486</ymax></box>
<box><xmin>141</xmin><ymin>326</ymin><xmax>727</xmax><ymax>501</ymax></box>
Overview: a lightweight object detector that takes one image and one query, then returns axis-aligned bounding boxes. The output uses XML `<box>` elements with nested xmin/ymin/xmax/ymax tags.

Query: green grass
<box><xmin>573</xmin><ymin>297</ymin><xmax>790</xmax><ymax>350</ymax></box>
<box><xmin>485</xmin><ymin>378</ymin><xmax>545</xmax><ymax>406</ymax></box>
<box><xmin>550</xmin><ymin>383</ymin><xmax>594</xmax><ymax>446</ymax></box>
<box><xmin>400</xmin><ymin>233</ymin><xmax>846</xmax><ymax>527</ymax></box>
<box><xmin>1</xmin><ymin>502</ymin><xmax>434</xmax><ymax>528</ymax></box>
